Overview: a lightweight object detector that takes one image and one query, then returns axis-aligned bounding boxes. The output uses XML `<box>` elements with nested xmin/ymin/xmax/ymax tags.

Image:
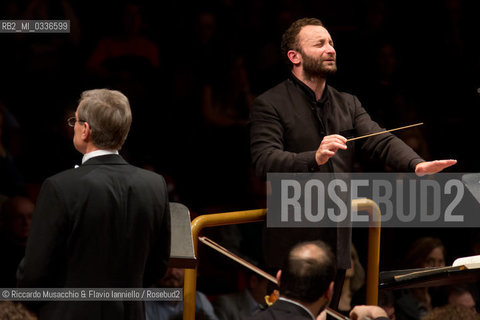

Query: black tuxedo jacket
<box><xmin>248</xmin><ymin>299</ymin><xmax>314</xmax><ymax>320</ymax></box>
<box><xmin>18</xmin><ymin>154</ymin><xmax>171</xmax><ymax>320</ymax></box>
<box><xmin>249</xmin><ymin>76</ymin><xmax>424</xmax><ymax>269</ymax></box>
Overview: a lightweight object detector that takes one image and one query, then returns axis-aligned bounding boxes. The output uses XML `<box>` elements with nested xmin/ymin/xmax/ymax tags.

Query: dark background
<box><xmin>1</xmin><ymin>0</ymin><xmax>480</xmax><ymax>294</ymax></box>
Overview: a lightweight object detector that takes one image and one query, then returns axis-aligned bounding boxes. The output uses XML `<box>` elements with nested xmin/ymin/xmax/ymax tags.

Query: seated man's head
<box><xmin>448</xmin><ymin>285</ymin><xmax>476</xmax><ymax>311</ymax></box>
<box><xmin>158</xmin><ymin>268</ymin><xmax>184</xmax><ymax>288</ymax></box>
<box><xmin>277</xmin><ymin>240</ymin><xmax>336</xmax><ymax>315</ymax></box>
<box><xmin>422</xmin><ymin>304</ymin><xmax>478</xmax><ymax>320</ymax></box>
<box><xmin>0</xmin><ymin>195</ymin><xmax>34</xmax><ymax>244</ymax></box>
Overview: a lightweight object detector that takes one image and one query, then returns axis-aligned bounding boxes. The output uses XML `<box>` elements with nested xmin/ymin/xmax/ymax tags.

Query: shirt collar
<box><xmin>82</xmin><ymin>149</ymin><xmax>119</xmax><ymax>164</ymax></box>
<box><xmin>289</xmin><ymin>72</ymin><xmax>329</xmax><ymax>104</ymax></box>
<box><xmin>278</xmin><ymin>297</ymin><xmax>316</xmax><ymax>320</ymax></box>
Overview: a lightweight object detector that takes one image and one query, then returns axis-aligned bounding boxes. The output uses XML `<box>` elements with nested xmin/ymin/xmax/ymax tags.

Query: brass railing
<box><xmin>183</xmin><ymin>199</ymin><xmax>381</xmax><ymax>319</ymax></box>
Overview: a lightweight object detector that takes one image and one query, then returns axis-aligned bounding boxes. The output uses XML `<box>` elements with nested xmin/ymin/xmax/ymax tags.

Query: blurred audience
<box><xmin>339</xmin><ymin>244</ymin><xmax>366</xmax><ymax>315</ymax></box>
<box><xmin>421</xmin><ymin>304</ymin><xmax>479</xmax><ymax>320</ymax></box>
<box><xmin>198</xmin><ymin>53</ymin><xmax>253</xmax><ymax>208</ymax></box>
<box><xmin>378</xmin><ymin>290</ymin><xmax>396</xmax><ymax>320</ymax></box>
<box><xmin>0</xmin><ymin>195</ymin><xmax>34</xmax><ymax>287</ymax></box>
<box><xmin>145</xmin><ymin>267</ymin><xmax>218</xmax><ymax>320</ymax></box>
<box><xmin>85</xmin><ymin>3</ymin><xmax>163</xmax><ymax>167</ymax></box>
<box><xmin>447</xmin><ymin>285</ymin><xmax>476</xmax><ymax>311</ymax></box>
<box><xmin>86</xmin><ymin>3</ymin><xmax>159</xmax><ymax>78</ymax></box>
<box><xmin>404</xmin><ymin>237</ymin><xmax>446</xmax><ymax>269</ymax></box>
<box><xmin>0</xmin><ymin>301</ymin><xmax>37</xmax><ymax>320</ymax></box>
<box><xmin>0</xmin><ymin>106</ymin><xmax>25</xmax><ymax>196</ymax></box>
<box><xmin>214</xmin><ymin>270</ymin><xmax>268</xmax><ymax>320</ymax></box>
<box><xmin>395</xmin><ymin>237</ymin><xmax>446</xmax><ymax>320</ymax></box>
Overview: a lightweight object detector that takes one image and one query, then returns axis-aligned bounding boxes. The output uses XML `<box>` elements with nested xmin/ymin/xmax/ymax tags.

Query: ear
<box><xmin>324</xmin><ymin>281</ymin><xmax>334</xmax><ymax>301</ymax></box>
<box><xmin>287</xmin><ymin>50</ymin><xmax>302</xmax><ymax>66</ymax></box>
<box><xmin>81</xmin><ymin>122</ymin><xmax>91</xmax><ymax>141</ymax></box>
<box><xmin>276</xmin><ymin>270</ymin><xmax>282</xmax><ymax>287</ymax></box>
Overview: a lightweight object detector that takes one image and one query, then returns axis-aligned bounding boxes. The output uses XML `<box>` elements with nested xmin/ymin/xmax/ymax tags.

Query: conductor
<box><xmin>249</xmin><ymin>17</ymin><xmax>456</xmax><ymax>308</ymax></box>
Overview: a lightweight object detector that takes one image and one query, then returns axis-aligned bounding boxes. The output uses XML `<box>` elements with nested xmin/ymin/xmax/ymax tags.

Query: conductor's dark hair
<box><xmin>280</xmin><ymin>240</ymin><xmax>336</xmax><ymax>303</ymax></box>
<box><xmin>280</xmin><ymin>17</ymin><xmax>324</xmax><ymax>68</ymax></box>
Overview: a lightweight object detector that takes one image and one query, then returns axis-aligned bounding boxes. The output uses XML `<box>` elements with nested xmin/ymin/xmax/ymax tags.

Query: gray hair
<box><xmin>78</xmin><ymin>89</ymin><xmax>132</xmax><ymax>150</ymax></box>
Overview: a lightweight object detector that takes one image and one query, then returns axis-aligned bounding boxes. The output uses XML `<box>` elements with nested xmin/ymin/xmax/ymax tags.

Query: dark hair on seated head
<box><xmin>280</xmin><ymin>240</ymin><xmax>336</xmax><ymax>303</ymax></box>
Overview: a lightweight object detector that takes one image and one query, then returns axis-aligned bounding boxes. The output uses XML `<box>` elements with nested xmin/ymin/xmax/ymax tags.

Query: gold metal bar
<box><xmin>352</xmin><ymin>198</ymin><xmax>382</xmax><ymax>305</ymax></box>
<box><xmin>199</xmin><ymin>236</ymin><xmax>278</xmax><ymax>284</ymax></box>
<box><xmin>183</xmin><ymin>209</ymin><xmax>267</xmax><ymax>320</ymax></box>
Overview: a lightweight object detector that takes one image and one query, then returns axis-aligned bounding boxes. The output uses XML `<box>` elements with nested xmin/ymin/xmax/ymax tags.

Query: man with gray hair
<box><xmin>17</xmin><ymin>89</ymin><xmax>171</xmax><ymax>320</ymax></box>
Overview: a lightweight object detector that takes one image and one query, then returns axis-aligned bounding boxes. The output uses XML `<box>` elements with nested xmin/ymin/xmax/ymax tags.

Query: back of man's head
<box><xmin>77</xmin><ymin>89</ymin><xmax>132</xmax><ymax>150</ymax></box>
<box><xmin>280</xmin><ymin>240</ymin><xmax>336</xmax><ymax>303</ymax></box>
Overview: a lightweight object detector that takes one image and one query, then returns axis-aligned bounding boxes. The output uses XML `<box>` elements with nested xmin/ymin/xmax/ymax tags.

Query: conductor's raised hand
<box><xmin>315</xmin><ymin>134</ymin><xmax>347</xmax><ymax>166</ymax></box>
<box><xmin>415</xmin><ymin>159</ymin><xmax>457</xmax><ymax>177</ymax></box>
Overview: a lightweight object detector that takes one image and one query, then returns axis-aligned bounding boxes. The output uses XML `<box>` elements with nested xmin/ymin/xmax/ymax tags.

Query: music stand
<box><xmin>168</xmin><ymin>202</ymin><xmax>196</xmax><ymax>268</ymax></box>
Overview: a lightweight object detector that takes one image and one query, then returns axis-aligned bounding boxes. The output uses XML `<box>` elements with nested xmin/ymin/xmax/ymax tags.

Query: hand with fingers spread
<box><xmin>415</xmin><ymin>159</ymin><xmax>457</xmax><ymax>176</ymax></box>
<box><xmin>315</xmin><ymin>134</ymin><xmax>347</xmax><ymax>166</ymax></box>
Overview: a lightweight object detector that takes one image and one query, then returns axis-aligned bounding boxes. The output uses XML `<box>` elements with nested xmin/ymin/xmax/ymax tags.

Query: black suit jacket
<box><xmin>248</xmin><ymin>299</ymin><xmax>314</xmax><ymax>320</ymax></box>
<box><xmin>250</xmin><ymin>76</ymin><xmax>424</xmax><ymax>176</ymax></box>
<box><xmin>18</xmin><ymin>154</ymin><xmax>171</xmax><ymax>320</ymax></box>
<box><xmin>249</xmin><ymin>76</ymin><xmax>424</xmax><ymax>269</ymax></box>
<box><xmin>248</xmin><ymin>299</ymin><xmax>390</xmax><ymax>320</ymax></box>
